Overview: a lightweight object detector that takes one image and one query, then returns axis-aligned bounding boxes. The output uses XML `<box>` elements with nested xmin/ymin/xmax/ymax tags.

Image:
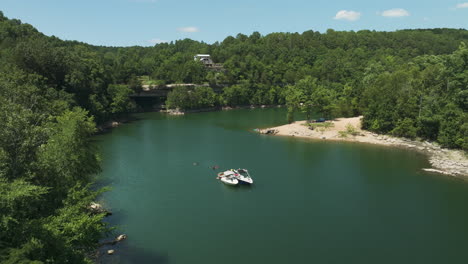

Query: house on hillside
<box><xmin>194</xmin><ymin>54</ymin><xmax>214</xmax><ymax>67</ymax></box>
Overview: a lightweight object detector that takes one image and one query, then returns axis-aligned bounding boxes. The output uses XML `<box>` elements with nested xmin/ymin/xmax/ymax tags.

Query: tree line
<box><xmin>283</xmin><ymin>44</ymin><xmax>467</xmax><ymax>150</ymax></box>
<box><xmin>161</xmin><ymin>28</ymin><xmax>466</xmax><ymax>150</ymax></box>
<box><xmin>0</xmin><ymin>10</ymin><xmax>467</xmax><ymax>263</ymax></box>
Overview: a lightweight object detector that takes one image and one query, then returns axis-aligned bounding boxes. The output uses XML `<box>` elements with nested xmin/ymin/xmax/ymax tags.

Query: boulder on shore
<box><xmin>260</xmin><ymin>129</ymin><xmax>279</xmax><ymax>135</ymax></box>
<box><xmin>99</xmin><ymin>234</ymin><xmax>128</xmax><ymax>247</ymax></box>
<box><xmin>89</xmin><ymin>202</ymin><xmax>112</xmax><ymax>216</ymax></box>
<box><xmin>422</xmin><ymin>168</ymin><xmax>454</xmax><ymax>176</ymax></box>
<box><xmin>116</xmin><ymin>234</ymin><xmax>127</xmax><ymax>242</ymax></box>
<box><xmin>167</xmin><ymin>109</ymin><xmax>185</xmax><ymax>115</ymax></box>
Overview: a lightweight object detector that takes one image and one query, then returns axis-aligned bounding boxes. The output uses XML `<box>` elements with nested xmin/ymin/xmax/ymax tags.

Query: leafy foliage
<box><xmin>166</xmin><ymin>86</ymin><xmax>218</xmax><ymax>110</ymax></box>
<box><xmin>361</xmin><ymin>44</ymin><xmax>467</xmax><ymax>149</ymax></box>
<box><xmin>0</xmin><ymin>13</ymin><xmax>110</xmax><ymax>263</ymax></box>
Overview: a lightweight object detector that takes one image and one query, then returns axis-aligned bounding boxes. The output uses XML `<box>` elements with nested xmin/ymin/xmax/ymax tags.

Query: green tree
<box><xmin>107</xmin><ymin>84</ymin><xmax>136</xmax><ymax>116</ymax></box>
<box><xmin>391</xmin><ymin>118</ymin><xmax>418</xmax><ymax>139</ymax></box>
<box><xmin>438</xmin><ymin>104</ymin><xmax>466</xmax><ymax>149</ymax></box>
<box><xmin>193</xmin><ymin>86</ymin><xmax>217</xmax><ymax>108</ymax></box>
<box><xmin>128</xmin><ymin>75</ymin><xmax>143</xmax><ymax>93</ymax></box>
<box><xmin>166</xmin><ymin>86</ymin><xmax>192</xmax><ymax>110</ymax></box>
<box><xmin>221</xmin><ymin>82</ymin><xmax>251</xmax><ymax>106</ymax></box>
<box><xmin>285</xmin><ymin>76</ymin><xmax>334</xmax><ymax>121</ymax></box>
<box><xmin>36</xmin><ymin>108</ymin><xmax>100</xmax><ymax>203</ymax></box>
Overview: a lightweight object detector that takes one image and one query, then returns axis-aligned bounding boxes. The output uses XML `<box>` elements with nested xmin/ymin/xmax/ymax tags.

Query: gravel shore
<box><xmin>259</xmin><ymin>116</ymin><xmax>468</xmax><ymax>178</ymax></box>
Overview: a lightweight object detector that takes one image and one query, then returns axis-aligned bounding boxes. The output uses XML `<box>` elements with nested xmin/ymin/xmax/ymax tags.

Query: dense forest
<box><xmin>0</xmin><ymin>10</ymin><xmax>467</xmax><ymax>263</ymax></box>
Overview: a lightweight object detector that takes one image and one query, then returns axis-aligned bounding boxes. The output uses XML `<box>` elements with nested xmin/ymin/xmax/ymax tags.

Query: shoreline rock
<box><xmin>422</xmin><ymin>168</ymin><xmax>454</xmax><ymax>176</ymax></box>
<box><xmin>258</xmin><ymin>129</ymin><xmax>279</xmax><ymax>135</ymax></box>
<box><xmin>96</xmin><ymin>115</ymin><xmax>139</xmax><ymax>134</ymax></box>
<box><xmin>89</xmin><ymin>202</ymin><xmax>112</xmax><ymax>216</ymax></box>
<box><xmin>100</xmin><ymin>234</ymin><xmax>128</xmax><ymax>247</ymax></box>
<box><xmin>116</xmin><ymin>234</ymin><xmax>127</xmax><ymax>242</ymax></box>
<box><xmin>99</xmin><ymin>234</ymin><xmax>127</xmax><ymax>258</ymax></box>
<box><xmin>166</xmin><ymin>109</ymin><xmax>185</xmax><ymax>115</ymax></box>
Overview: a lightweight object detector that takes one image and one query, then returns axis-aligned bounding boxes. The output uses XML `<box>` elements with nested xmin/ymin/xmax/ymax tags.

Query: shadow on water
<box><xmin>220</xmin><ymin>183</ymin><xmax>255</xmax><ymax>192</ymax></box>
<box><xmin>102</xmin><ymin>209</ymin><xmax>128</xmax><ymax>228</ymax></box>
<box><xmin>98</xmin><ymin>242</ymin><xmax>169</xmax><ymax>264</ymax></box>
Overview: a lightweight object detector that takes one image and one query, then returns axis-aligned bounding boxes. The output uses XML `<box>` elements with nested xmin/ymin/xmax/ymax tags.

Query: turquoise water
<box><xmin>96</xmin><ymin>108</ymin><xmax>468</xmax><ymax>264</ymax></box>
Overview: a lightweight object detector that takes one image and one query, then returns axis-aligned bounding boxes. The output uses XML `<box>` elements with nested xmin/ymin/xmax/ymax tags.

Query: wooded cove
<box><xmin>0</xmin><ymin>10</ymin><xmax>467</xmax><ymax>263</ymax></box>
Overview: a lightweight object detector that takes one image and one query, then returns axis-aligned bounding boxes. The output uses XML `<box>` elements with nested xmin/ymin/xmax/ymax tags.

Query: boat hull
<box><xmin>220</xmin><ymin>177</ymin><xmax>238</xmax><ymax>185</ymax></box>
<box><xmin>237</xmin><ymin>178</ymin><xmax>253</xmax><ymax>184</ymax></box>
<box><xmin>221</xmin><ymin>180</ymin><xmax>238</xmax><ymax>186</ymax></box>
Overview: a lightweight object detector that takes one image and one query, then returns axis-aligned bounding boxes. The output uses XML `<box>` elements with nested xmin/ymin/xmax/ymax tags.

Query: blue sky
<box><xmin>1</xmin><ymin>0</ymin><xmax>467</xmax><ymax>46</ymax></box>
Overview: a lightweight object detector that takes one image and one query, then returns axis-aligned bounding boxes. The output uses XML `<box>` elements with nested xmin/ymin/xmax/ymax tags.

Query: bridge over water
<box><xmin>129</xmin><ymin>84</ymin><xmax>224</xmax><ymax>99</ymax></box>
<box><xmin>129</xmin><ymin>84</ymin><xmax>224</xmax><ymax>110</ymax></box>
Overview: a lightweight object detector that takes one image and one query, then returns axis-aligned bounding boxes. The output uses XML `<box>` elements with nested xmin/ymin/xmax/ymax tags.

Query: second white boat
<box><xmin>217</xmin><ymin>170</ymin><xmax>239</xmax><ymax>185</ymax></box>
<box><xmin>235</xmin><ymin>168</ymin><xmax>253</xmax><ymax>184</ymax></box>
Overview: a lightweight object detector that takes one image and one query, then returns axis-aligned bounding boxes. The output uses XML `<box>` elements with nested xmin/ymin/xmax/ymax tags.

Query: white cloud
<box><xmin>177</xmin><ymin>27</ymin><xmax>200</xmax><ymax>33</ymax></box>
<box><xmin>456</xmin><ymin>2</ymin><xmax>468</xmax><ymax>8</ymax></box>
<box><xmin>380</xmin><ymin>8</ymin><xmax>410</xmax><ymax>17</ymax></box>
<box><xmin>148</xmin><ymin>38</ymin><xmax>168</xmax><ymax>44</ymax></box>
<box><xmin>333</xmin><ymin>10</ymin><xmax>361</xmax><ymax>21</ymax></box>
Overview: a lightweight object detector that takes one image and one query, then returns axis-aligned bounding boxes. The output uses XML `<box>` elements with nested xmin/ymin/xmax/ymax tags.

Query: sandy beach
<box><xmin>259</xmin><ymin>116</ymin><xmax>468</xmax><ymax>178</ymax></box>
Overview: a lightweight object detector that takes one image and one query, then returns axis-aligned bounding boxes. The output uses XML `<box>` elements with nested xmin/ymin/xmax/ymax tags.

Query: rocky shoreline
<box><xmin>258</xmin><ymin>117</ymin><xmax>468</xmax><ymax>178</ymax></box>
<box><xmin>364</xmin><ymin>134</ymin><xmax>468</xmax><ymax>178</ymax></box>
<box><xmin>96</xmin><ymin>115</ymin><xmax>141</xmax><ymax>133</ymax></box>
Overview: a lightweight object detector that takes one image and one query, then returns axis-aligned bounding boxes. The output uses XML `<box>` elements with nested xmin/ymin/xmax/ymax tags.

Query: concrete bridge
<box><xmin>129</xmin><ymin>84</ymin><xmax>224</xmax><ymax>99</ymax></box>
<box><xmin>129</xmin><ymin>84</ymin><xmax>225</xmax><ymax>111</ymax></box>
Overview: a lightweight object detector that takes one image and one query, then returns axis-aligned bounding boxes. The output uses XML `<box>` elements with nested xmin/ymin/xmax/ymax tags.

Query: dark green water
<box><xmin>96</xmin><ymin>108</ymin><xmax>468</xmax><ymax>264</ymax></box>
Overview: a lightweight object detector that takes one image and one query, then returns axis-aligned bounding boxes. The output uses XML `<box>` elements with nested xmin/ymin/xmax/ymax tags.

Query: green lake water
<box><xmin>96</xmin><ymin>108</ymin><xmax>468</xmax><ymax>264</ymax></box>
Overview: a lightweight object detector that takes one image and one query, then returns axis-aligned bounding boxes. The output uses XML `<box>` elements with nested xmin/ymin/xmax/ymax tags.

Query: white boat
<box><xmin>217</xmin><ymin>170</ymin><xmax>239</xmax><ymax>185</ymax></box>
<box><xmin>235</xmin><ymin>169</ymin><xmax>253</xmax><ymax>184</ymax></box>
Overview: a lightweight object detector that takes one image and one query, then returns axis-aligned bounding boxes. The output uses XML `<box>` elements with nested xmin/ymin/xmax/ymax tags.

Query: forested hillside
<box><xmin>0</xmin><ymin>10</ymin><xmax>467</xmax><ymax>263</ymax></box>
<box><xmin>0</xmin><ymin>13</ymin><xmax>112</xmax><ymax>263</ymax></box>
